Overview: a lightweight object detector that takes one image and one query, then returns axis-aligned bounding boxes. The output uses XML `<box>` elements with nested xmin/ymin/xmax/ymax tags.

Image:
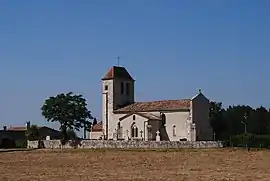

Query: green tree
<box><xmin>25</xmin><ymin>125</ymin><xmax>40</xmax><ymax>141</ymax></box>
<box><xmin>66</xmin><ymin>129</ymin><xmax>77</xmax><ymax>140</ymax></box>
<box><xmin>83</xmin><ymin>117</ymin><xmax>93</xmax><ymax>139</ymax></box>
<box><xmin>41</xmin><ymin>92</ymin><xmax>92</xmax><ymax>144</ymax></box>
<box><xmin>209</xmin><ymin>101</ymin><xmax>226</xmax><ymax>140</ymax></box>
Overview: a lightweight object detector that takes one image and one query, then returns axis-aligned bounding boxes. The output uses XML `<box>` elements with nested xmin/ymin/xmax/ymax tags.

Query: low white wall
<box><xmin>27</xmin><ymin>140</ymin><xmax>223</xmax><ymax>149</ymax></box>
<box><xmin>90</xmin><ymin>132</ymin><xmax>103</xmax><ymax>140</ymax></box>
<box><xmin>27</xmin><ymin>140</ymin><xmax>39</xmax><ymax>148</ymax></box>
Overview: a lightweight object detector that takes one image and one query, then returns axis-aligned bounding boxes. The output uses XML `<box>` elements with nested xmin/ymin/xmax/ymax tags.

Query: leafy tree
<box><xmin>209</xmin><ymin>101</ymin><xmax>226</xmax><ymax>140</ymax></box>
<box><xmin>66</xmin><ymin>129</ymin><xmax>78</xmax><ymax>140</ymax></box>
<box><xmin>25</xmin><ymin>125</ymin><xmax>40</xmax><ymax>141</ymax></box>
<box><xmin>41</xmin><ymin>92</ymin><xmax>93</xmax><ymax>144</ymax></box>
<box><xmin>83</xmin><ymin>117</ymin><xmax>93</xmax><ymax>139</ymax></box>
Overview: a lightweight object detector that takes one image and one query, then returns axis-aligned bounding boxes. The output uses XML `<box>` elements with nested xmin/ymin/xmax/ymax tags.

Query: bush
<box><xmin>228</xmin><ymin>133</ymin><xmax>270</xmax><ymax>148</ymax></box>
<box><xmin>15</xmin><ymin>140</ymin><xmax>27</xmax><ymax>148</ymax></box>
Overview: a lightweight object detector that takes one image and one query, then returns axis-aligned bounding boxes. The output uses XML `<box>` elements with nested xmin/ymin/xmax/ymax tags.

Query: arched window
<box><xmin>173</xmin><ymin>125</ymin><xmax>176</xmax><ymax>136</ymax></box>
<box><xmin>161</xmin><ymin>113</ymin><xmax>166</xmax><ymax>125</ymax></box>
<box><xmin>131</xmin><ymin>122</ymin><xmax>138</xmax><ymax>138</ymax></box>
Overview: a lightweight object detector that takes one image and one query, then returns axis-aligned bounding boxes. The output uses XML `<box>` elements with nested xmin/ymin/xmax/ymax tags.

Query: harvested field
<box><xmin>0</xmin><ymin>148</ymin><xmax>270</xmax><ymax>181</ymax></box>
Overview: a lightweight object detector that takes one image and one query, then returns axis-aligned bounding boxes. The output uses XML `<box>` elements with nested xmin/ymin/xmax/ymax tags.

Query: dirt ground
<box><xmin>0</xmin><ymin>148</ymin><xmax>270</xmax><ymax>181</ymax></box>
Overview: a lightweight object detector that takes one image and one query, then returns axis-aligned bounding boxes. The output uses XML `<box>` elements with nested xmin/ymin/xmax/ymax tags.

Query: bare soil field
<box><xmin>0</xmin><ymin>148</ymin><xmax>270</xmax><ymax>181</ymax></box>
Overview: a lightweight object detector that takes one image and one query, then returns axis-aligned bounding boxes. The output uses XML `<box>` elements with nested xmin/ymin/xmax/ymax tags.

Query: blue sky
<box><xmin>0</xmin><ymin>0</ymin><xmax>269</xmax><ymax>131</ymax></box>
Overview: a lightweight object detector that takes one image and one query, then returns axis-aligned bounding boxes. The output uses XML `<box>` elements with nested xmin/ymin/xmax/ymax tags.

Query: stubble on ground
<box><xmin>0</xmin><ymin>148</ymin><xmax>269</xmax><ymax>181</ymax></box>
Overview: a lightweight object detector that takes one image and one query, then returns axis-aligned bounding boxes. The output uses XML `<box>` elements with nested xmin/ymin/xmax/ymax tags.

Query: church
<box><xmin>90</xmin><ymin>66</ymin><xmax>213</xmax><ymax>141</ymax></box>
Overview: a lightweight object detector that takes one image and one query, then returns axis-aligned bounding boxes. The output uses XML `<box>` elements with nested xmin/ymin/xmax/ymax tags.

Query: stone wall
<box><xmin>28</xmin><ymin>140</ymin><xmax>39</xmax><ymax>148</ymax></box>
<box><xmin>27</xmin><ymin>140</ymin><xmax>223</xmax><ymax>149</ymax></box>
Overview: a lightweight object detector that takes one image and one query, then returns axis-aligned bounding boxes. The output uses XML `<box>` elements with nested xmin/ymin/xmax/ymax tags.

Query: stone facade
<box><xmin>27</xmin><ymin>140</ymin><xmax>223</xmax><ymax>149</ymax></box>
<box><xmin>90</xmin><ymin>131</ymin><xmax>103</xmax><ymax>140</ymax></box>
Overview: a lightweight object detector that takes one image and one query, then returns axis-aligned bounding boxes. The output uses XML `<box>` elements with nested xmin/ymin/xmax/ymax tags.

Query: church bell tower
<box><xmin>101</xmin><ymin>66</ymin><xmax>135</xmax><ymax>139</ymax></box>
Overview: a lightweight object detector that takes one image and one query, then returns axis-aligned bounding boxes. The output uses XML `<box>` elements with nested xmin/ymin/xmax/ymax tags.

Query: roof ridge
<box><xmin>114</xmin><ymin>99</ymin><xmax>190</xmax><ymax>113</ymax></box>
<box><xmin>102</xmin><ymin>66</ymin><xmax>134</xmax><ymax>81</ymax></box>
<box><xmin>9</xmin><ymin>125</ymin><xmax>45</xmax><ymax>128</ymax></box>
<box><xmin>135</xmin><ymin>99</ymin><xmax>190</xmax><ymax>103</ymax></box>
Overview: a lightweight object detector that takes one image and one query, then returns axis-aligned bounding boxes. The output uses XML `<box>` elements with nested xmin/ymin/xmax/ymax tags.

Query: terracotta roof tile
<box><xmin>102</xmin><ymin>66</ymin><xmax>134</xmax><ymax>81</ymax></box>
<box><xmin>92</xmin><ymin>122</ymin><xmax>103</xmax><ymax>132</ymax></box>
<box><xmin>114</xmin><ymin>99</ymin><xmax>190</xmax><ymax>113</ymax></box>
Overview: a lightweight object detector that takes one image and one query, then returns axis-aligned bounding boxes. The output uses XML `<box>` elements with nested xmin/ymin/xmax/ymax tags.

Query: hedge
<box><xmin>15</xmin><ymin>140</ymin><xmax>27</xmax><ymax>148</ymax></box>
<box><xmin>227</xmin><ymin>133</ymin><xmax>270</xmax><ymax>148</ymax></box>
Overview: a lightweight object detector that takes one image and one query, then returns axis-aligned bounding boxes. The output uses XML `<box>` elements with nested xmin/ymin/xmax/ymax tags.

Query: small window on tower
<box><xmin>121</xmin><ymin>82</ymin><xmax>124</xmax><ymax>94</ymax></box>
<box><xmin>133</xmin><ymin>115</ymin><xmax>136</xmax><ymax>120</ymax></box>
<box><xmin>104</xmin><ymin>85</ymin><xmax>108</xmax><ymax>90</ymax></box>
<box><xmin>126</xmin><ymin>83</ymin><xmax>130</xmax><ymax>95</ymax></box>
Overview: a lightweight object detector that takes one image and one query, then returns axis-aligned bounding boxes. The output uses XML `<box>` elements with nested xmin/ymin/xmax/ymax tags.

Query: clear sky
<box><xmin>0</xmin><ymin>0</ymin><xmax>269</xmax><ymax>131</ymax></box>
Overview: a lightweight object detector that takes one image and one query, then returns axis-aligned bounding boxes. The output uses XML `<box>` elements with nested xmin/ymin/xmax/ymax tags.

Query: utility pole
<box><xmin>102</xmin><ymin>92</ymin><xmax>109</xmax><ymax>140</ymax></box>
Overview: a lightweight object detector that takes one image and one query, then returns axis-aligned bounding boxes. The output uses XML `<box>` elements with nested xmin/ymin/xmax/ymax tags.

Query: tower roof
<box><xmin>102</xmin><ymin>66</ymin><xmax>134</xmax><ymax>81</ymax></box>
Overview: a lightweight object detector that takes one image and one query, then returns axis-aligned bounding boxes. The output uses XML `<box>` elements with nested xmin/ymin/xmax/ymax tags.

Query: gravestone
<box><xmin>156</xmin><ymin>130</ymin><xmax>160</xmax><ymax>141</ymax></box>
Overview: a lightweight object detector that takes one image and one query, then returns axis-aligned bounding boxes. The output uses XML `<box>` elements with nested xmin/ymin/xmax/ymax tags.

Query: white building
<box><xmin>90</xmin><ymin>66</ymin><xmax>213</xmax><ymax>141</ymax></box>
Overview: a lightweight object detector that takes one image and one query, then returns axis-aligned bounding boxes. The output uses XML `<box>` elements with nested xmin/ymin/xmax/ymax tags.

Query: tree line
<box><xmin>210</xmin><ymin>101</ymin><xmax>270</xmax><ymax>147</ymax></box>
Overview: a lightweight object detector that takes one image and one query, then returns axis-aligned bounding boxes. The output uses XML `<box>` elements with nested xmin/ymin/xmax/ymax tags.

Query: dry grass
<box><xmin>0</xmin><ymin>148</ymin><xmax>270</xmax><ymax>181</ymax></box>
